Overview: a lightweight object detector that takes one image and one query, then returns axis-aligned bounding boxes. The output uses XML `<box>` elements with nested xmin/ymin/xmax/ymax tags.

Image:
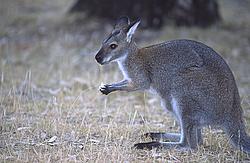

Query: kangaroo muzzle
<box><xmin>95</xmin><ymin>48</ymin><xmax>105</xmax><ymax>65</ymax></box>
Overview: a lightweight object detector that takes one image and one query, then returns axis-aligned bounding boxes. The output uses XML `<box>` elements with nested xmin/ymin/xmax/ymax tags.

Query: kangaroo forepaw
<box><xmin>134</xmin><ymin>141</ymin><xmax>162</xmax><ymax>150</ymax></box>
<box><xmin>99</xmin><ymin>84</ymin><xmax>111</xmax><ymax>95</ymax></box>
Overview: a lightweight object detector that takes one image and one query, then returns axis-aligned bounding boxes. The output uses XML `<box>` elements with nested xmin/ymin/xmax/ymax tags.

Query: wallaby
<box><xmin>95</xmin><ymin>17</ymin><xmax>250</xmax><ymax>153</ymax></box>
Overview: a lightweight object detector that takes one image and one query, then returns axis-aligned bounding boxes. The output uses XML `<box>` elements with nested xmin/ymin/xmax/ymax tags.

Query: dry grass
<box><xmin>0</xmin><ymin>0</ymin><xmax>250</xmax><ymax>162</ymax></box>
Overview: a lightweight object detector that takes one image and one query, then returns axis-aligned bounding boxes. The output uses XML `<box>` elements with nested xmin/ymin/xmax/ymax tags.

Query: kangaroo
<box><xmin>95</xmin><ymin>16</ymin><xmax>250</xmax><ymax>153</ymax></box>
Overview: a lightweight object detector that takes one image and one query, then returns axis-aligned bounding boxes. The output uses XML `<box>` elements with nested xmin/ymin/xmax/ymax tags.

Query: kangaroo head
<box><xmin>95</xmin><ymin>17</ymin><xmax>140</xmax><ymax>65</ymax></box>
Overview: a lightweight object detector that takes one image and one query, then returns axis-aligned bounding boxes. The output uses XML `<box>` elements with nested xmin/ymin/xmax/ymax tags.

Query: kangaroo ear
<box><xmin>115</xmin><ymin>16</ymin><xmax>130</xmax><ymax>29</ymax></box>
<box><xmin>126</xmin><ymin>19</ymin><xmax>140</xmax><ymax>43</ymax></box>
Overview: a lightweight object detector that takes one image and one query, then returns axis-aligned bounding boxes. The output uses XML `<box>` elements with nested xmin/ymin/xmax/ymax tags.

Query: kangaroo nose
<box><xmin>95</xmin><ymin>48</ymin><xmax>104</xmax><ymax>64</ymax></box>
<box><xmin>95</xmin><ymin>54</ymin><xmax>99</xmax><ymax>60</ymax></box>
<box><xmin>95</xmin><ymin>54</ymin><xmax>100</xmax><ymax>60</ymax></box>
<box><xmin>95</xmin><ymin>53</ymin><xmax>103</xmax><ymax>64</ymax></box>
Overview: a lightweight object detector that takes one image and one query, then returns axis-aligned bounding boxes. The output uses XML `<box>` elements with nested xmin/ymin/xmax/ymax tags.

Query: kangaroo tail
<box><xmin>224</xmin><ymin>88</ymin><xmax>250</xmax><ymax>153</ymax></box>
<box><xmin>225</xmin><ymin>120</ymin><xmax>250</xmax><ymax>153</ymax></box>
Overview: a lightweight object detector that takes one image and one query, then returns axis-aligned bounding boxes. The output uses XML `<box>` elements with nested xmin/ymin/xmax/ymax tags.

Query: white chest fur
<box><xmin>117</xmin><ymin>60</ymin><xmax>130</xmax><ymax>80</ymax></box>
<box><xmin>148</xmin><ymin>86</ymin><xmax>158</xmax><ymax>95</ymax></box>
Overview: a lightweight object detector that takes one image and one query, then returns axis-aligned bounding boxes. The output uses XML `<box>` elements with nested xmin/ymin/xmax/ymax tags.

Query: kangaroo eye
<box><xmin>110</xmin><ymin>44</ymin><xmax>118</xmax><ymax>49</ymax></box>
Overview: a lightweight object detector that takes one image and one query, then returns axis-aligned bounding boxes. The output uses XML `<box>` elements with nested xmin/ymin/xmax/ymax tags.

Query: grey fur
<box><xmin>95</xmin><ymin>17</ymin><xmax>250</xmax><ymax>153</ymax></box>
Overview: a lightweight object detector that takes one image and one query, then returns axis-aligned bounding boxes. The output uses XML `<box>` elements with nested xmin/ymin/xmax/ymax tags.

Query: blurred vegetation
<box><xmin>69</xmin><ymin>0</ymin><xmax>220</xmax><ymax>28</ymax></box>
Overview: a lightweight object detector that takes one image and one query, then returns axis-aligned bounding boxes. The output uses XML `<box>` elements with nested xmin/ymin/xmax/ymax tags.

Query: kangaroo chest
<box><xmin>117</xmin><ymin>61</ymin><xmax>130</xmax><ymax>80</ymax></box>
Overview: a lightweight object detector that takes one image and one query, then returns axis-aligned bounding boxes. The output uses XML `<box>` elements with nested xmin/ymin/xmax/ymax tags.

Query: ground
<box><xmin>0</xmin><ymin>0</ymin><xmax>250</xmax><ymax>162</ymax></box>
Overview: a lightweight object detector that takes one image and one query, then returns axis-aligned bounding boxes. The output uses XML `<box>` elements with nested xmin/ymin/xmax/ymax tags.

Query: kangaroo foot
<box><xmin>144</xmin><ymin>132</ymin><xmax>180</xmax><ymax>142</ymax></box>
